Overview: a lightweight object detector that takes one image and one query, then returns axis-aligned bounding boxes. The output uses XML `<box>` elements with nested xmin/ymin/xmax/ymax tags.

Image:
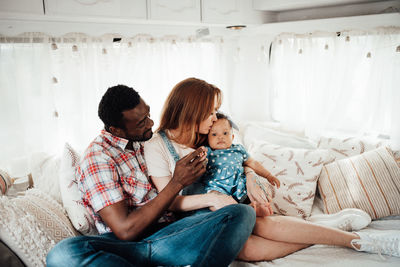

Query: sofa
<box><xmin>1</xmin><ymin>122</ymin><xmax>400</xmax><ymax>267</ymax></box>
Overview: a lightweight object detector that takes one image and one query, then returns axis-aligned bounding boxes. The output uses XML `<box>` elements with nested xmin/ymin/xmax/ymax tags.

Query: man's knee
<box><xmin>46</xmin><ymin>237</ymin><xmax>86</xmax><ymax>267</ymax></box>
<box><xmin>222</xmin><ymin>204</ymin><xmax>256</xmax><ymax>234</ymax></box>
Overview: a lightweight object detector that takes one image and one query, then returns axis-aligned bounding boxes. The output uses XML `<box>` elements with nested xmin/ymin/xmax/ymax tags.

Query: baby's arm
<box><xmin>244</xmin><ymin>157</ymin><xmax>280</xmax><ymax>188</ymax></box>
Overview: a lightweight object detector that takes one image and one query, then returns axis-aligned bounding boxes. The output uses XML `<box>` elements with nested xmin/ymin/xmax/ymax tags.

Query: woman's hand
<box><xmin>246</xmin><ymin>171</ymin><xmax>270</xmax><ymax>204</ymax></box>
<box><xmin>267</xmin><ymin>174</ymin><xmax>281</xmax><ymax>188</ymax></box>
<box><xmin>246</xmin><ymin>172</ymin><xmax>274</xmax><ymax>216</ymax></box>
<box><xmin>207</xmin><ymin>191</ymin><xmax>237</xmax><ymax>211</ymax></box>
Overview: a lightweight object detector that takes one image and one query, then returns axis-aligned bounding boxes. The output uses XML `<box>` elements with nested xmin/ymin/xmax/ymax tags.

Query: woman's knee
<box><xmin>237</xmin><ymin>235</ymin><xmax>276</xmax><ymax>262</ymax></box>
<box><xmin>253</xmin><ymin>216</ymin><xmax>283</xmax><ymax>236</ymax></box>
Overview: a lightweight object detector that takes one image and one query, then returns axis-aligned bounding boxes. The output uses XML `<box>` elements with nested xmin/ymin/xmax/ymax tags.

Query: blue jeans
<box><xmin>46</xmin><ymin>204</ymin><xmax>255</xmax><ymax>267</ymax></box>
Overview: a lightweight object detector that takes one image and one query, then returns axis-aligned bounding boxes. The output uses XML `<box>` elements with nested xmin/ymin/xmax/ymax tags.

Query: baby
<box><xmin>203</xmin><ymin>113</ymin><xmax>280</xmax><ymax>216</ymax></box>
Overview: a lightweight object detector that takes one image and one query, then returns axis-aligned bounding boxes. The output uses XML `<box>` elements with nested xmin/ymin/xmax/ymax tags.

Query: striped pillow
<box><xmin>318</xmin><ymin>147</ymin><xmax>400</xmax><ymax>219</ymax></box>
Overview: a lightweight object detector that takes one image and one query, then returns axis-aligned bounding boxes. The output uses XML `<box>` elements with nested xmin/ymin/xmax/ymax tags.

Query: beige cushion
<box><xmin>0</xmin><ymin>189</ymin><xmax>79</xmax><ymax>267</ymax></box>
<box><xmin>30</xmin><ymin>152</ymin><xmax>63</xmax><ymax>204</ymax></box>
<box><xmin>318</xmin><ymin>147</ymin><xmax>400</xmax><ymax>219</ymax></box>
<box><xmin>249</xmin><ymin>142</ymin><xmax>329</xmax><ymax>219</ymax></box>
<box><xmin>59</xmin><ymin>143</ymin><xmax>97</xmax><ymax>235</ymax></box>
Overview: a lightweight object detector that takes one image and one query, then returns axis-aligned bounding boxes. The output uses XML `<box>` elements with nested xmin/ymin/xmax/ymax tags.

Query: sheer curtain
<box><xmin>269</xmin><ymin>27</ymin><xmax>400</xmax><ymax>148</ymax></box>
<box><xmin>0</xmin><ymin>33</ymin><xmax>228</xmax><ymax>175</ymax></box>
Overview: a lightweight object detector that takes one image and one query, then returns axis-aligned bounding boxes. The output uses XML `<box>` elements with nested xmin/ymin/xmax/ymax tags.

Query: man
<box><xmin>46</xmin><ymin>85</ymin><xmax>255</xmax><ymax>267</ymax></box>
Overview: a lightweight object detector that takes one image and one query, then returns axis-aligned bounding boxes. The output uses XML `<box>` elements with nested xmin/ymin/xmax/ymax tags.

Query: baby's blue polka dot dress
<box><xmin>203</xmin><ymin>144</ymin><xmax>249</xmax><ymax>201</ymax></box>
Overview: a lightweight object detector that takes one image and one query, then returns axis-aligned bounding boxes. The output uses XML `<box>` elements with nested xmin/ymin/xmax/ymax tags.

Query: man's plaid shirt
<box><xmin>76</xmin><ymin>130</ymin><xmax>158</xmax><ymax>234</ymax></box>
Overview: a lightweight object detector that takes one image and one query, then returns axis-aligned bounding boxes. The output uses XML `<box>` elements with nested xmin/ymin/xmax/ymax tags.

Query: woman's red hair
<box><xmin>158</xmin><ymin>77</ymin><xmax>222</xmax><ymax>147</ymax></box>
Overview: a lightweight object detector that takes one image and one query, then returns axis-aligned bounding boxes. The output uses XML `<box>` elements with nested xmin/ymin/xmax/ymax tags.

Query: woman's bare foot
<box><xmin>250</xmin><ymin>202</ymin><xmax>273</xmax><ymax>217</ymax></box>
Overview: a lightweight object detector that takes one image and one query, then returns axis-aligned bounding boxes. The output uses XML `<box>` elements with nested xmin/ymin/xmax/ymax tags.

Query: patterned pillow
<box><xmin>249</xmin><ymin>142</ymin><xmax>329</xmax><ymax>219</ymax></box>
<box><xmin>316</xmin><ymin>136</ymin><xmax>389</xmax><ymax>163</ymax></box>
<box><xmin>0</xmin><ymin>189</ymin><xmax>79</xmax><ymax>267</ymax></box>
<box><xmin>59</xmin><ymin>143</ymin><xmax>97</xmax><ymax>235</ymax></box>
<box><xmin>318</xmin><ymin>147</ymin><xmax>400</xmax><ymax>219</ymax></box>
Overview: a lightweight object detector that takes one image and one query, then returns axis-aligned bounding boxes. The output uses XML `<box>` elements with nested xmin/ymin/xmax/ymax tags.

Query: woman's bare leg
<box><xmin>253</xmin><ymin>215</ymin><xmax>358</xmax><ymax>248</ymax></box>
<box><xmin>238</xmin><ymin>215</ymin><xmax>361</xmax><ymax>261</ymax></box>
<box><xmin>237</xmin><ymin>235</ymin><xmax>309</xmax><ymax>261</ymax></box>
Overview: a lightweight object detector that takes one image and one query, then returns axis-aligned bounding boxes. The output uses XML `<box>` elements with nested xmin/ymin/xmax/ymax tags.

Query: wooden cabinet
<box><xmin>202</xmin><ymin>0</ymin><xmax>270</xmax><ymax>25</ymax></box>
<box><xmin>148</xmin><ymin>0</ymin><xmax>201</xmax><ymax>22</ymax></box>
<box><xmin>0</xmin><ymin>0</ymin><xmax>272</xmax><ymax>27</ymax></box>
<box><xmin>44</xmin><ymin>0</ymin><xmax>147</xmax><ymax>19</ymax></box>
<box><xmin>0</xmin><ymin>0</ymin><xmax>44</xmax><ymax>15</ymax></box>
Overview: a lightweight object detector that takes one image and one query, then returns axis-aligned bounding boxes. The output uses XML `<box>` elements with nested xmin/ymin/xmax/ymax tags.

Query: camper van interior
<box><xmin>1</xmin><ymin>0</ymin><xmax>400</xmax><ymax>266</ymax></box>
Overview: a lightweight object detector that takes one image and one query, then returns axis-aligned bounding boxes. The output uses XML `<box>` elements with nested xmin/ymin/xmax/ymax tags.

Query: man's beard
<box><xmin>130</xmin><ymin>129</ymin><xmax>153</xmax><ymax>142</ymax></box>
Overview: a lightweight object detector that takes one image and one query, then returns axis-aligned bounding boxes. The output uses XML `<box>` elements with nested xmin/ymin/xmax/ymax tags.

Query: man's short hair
<box><xmin>98</xmin><ymin>85</ymin><xmax>140</xmax><ymax>131</ymax></box>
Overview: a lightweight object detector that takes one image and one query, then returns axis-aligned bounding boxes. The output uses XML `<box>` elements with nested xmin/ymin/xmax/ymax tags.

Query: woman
<box><xmin>144</xmin><ymin>77</ymin><xmax>399</xmax><ymax>261</ymax></box>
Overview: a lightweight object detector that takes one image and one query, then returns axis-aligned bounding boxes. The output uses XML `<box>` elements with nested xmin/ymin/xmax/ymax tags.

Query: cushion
<box><xmin>316</xmin><ymin>136</ymin><xmax>389</xmax><ymax>163</ymax></box>
<box><xmin>249</xmin><ymin>142</ymin><xmax>329</xmax><ymax>219</ymax></box>
<box><xmin>30</xmin><ymin>152</ymin><xmax>62</xmax><ymax>204</ymax></box>
<box><xmin>0</xmin><ymin>189</ymin><xmax>79</xmax><ymax>267</ymax></box>
<box><xmin>59</xmin><ymin>143</ymin><xmax>97</xmax><ymax>235</ymax></box>
<box><xmin>318</xmin><ymin>147</ymin><xmax>400</xmax><ymax>220</ymax></box>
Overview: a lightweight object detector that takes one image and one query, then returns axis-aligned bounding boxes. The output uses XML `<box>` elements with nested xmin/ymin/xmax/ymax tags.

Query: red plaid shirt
<box><xmin>76</xmin><ymin>130</ymin><xmax>158</xmax><ymax>234</ymax></box>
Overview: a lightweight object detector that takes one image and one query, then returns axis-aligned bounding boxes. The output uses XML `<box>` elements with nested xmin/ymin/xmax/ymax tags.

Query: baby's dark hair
<box><xmin>216</xmin><ymin>112</ymin><xmax>233</xmax><ymax>128</ymax></box>
<box><xmin>216</xmin><ymin>112</ymin><xmax>239</xmax><ymax>130</ymax></box>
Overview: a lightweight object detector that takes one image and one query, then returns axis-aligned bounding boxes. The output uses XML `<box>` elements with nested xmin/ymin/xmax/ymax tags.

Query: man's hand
<box><xmin>172</xmin><ymin>146</ymin><xmax>208</xmax><ymax>188</ymax></box>
<box><xmin>99</xmin><ymin>148</ymin><xmax>208</xmax><ymax>241</ymax></box>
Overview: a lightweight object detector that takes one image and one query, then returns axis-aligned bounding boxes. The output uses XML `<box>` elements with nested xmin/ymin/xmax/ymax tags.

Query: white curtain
<box><xmin>0</xmin><ymin>33</ymin><xmax>228</xmax><ymax>175</ymax></box>
<box><xmin>270</xmin><ymin>27</ymin><xmax>400</xmax><ymax>148</ymax></box>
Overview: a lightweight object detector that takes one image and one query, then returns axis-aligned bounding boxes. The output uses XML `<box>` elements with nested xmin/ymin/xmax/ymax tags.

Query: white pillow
<box><xmin>30</xmin><ymin>152</ymin><xmax>62</xmax><ymax>204</ymax></box>
<box><xmin>249</xmin><ymin>141</ymin><xmax>329</xmax><ymax>219</ymax></box>
<box><xmin>0</xmin><ymin>189</ymin><xmax>78</xmax><ymax>267</ymax></box>
<box><xmin>59</xmin><ymin>143</ymin><xmax>98</xmax><ymax>235</ymax></box>
<box><xmin>241</xmin><ymin>122</ymin><xmax>317</xmax><ymax>149</ymax></box>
